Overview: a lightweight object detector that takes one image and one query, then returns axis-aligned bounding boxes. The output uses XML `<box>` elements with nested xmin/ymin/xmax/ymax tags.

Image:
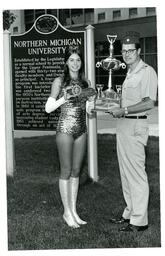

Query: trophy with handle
<box><xmin>95</xmin><ymin>35</ymin><xmax>126</xmax><ymax>111</ymax></box>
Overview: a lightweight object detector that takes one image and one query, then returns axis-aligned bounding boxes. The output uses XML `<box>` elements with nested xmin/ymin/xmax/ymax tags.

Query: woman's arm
<box><xmin>45</xmin><ymin>77</ymin><xmax>66</xmax><ymax>113</ymax></box>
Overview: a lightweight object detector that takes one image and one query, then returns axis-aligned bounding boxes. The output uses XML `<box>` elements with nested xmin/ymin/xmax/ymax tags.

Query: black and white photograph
<box><xmin>0</xmin><ymin>1</ymin><xmax>164</xmax><ymax>256</ymax></box>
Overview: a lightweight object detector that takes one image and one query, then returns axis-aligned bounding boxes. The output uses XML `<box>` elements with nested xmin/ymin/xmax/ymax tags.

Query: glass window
<box><xmin>129</xmin><ymin>8</ymin><xmax>138</xmax><ymax>18</ymax></box>
<box><xmin>98</xmin><ymin>12</ymin><xmax>105</xmax><ymax>22</ymax></box>
<box><xmin>24</xmin><ymin>9</ymin><xmax>34</xmax><ymax>17</ymax></box>
<box><xmin>113</xmin><ymin>10</ymin><xmax>121</xmax><ymax>20</ymax></box>
<box><xmin>97</xmin><ymin>41</ymin><xmax>109</xmax><ymax>57</ymax></box>
<box><xmin>25</xmin><ymin>23</ymin><xmax>33</xmax><ymax>31</ymax></box>
<box><xmin>85</xmin><ymin>8</ymin><xmax>94</xmax><ymax>23</ymax></box>
<box><xmin>145</xmin><ymin>37</ymin><xmax>157</xmax><ymax>53</ymax></box>
<box><xmin>71</xmin><ymin>9</ymin><xmax>83</xmax><ymax>25</ymax></box>
<box><xmin>113</xmin><ymin>40</ymin><xmax>122</xmax><ymax>55</ymax></box>
<box><xmin>145</xmin><ymin>54</ymin><xmax>157</xmax><ymax>72</ymax></box>
<box><xmin>144</xmin><ymin>37</ymin><xmax>157</xmax><ymax>71</ymax></box>
<box><xmin>24</xmin><ymin>9</ymin><xmax>35</xmax><ymax>23</ymax></box>
<box><xmin>95</xmin><ymin>43</ymin><xmax>99</xmax><ymax>56</ymax></box>
<box><xmin>24</xmin><ymin>10</ymin><xmax>34</xmax><ymax>31</ymax></box>
<box><xmin>47</xmin><ymin>9</ymin><xmax>57</xmax><ymax>16</ymax></box>
<box><xmin>146</xmin><ymin>7</ymin><xmax>156</xmax><ymax>16</ymax></box>
<box><xmin>139</xmin><ymin>38</ymin><xmax>144</xmax><ymax>53</ymax></box>
<box><xmin>35</xmin><ymin>9</ymin><xmax>45</xmax><ymax>18</ymax></box>
<box><xmin>59</xmin><ymin>9</ymin><xmax>70</xmax><ymax>26</ymax></box>
<box><xmin>13</xmin><ymin>26</ymin><xmax>18</xmax><ymax>34</ymax></box>
<box><xmin>96</xmin><ymin>76</ymin><xmax>109</xmax><ymax>87</ymax></box>
<box><xmin>112</xmin><ymin>76</ymin><xmax>126</xmax><ymax>87</ymax></box>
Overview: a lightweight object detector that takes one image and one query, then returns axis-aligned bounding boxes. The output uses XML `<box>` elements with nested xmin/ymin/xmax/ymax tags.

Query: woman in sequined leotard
<box><xmin>45</xmin><ymin>46</ymin><xmax>95</xmax><ymax>228</ymax></box>
<box><xmin>56</xmin><ymin>79</ymin><xmax>87</xmax><ymax>139</ymax></box>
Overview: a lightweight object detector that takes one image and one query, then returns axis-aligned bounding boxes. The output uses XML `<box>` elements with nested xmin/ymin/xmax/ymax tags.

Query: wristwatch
<box><xmin>124</xmin><ymin>107</ymin><xmax>128</xmax><ymax>115</ymax></box>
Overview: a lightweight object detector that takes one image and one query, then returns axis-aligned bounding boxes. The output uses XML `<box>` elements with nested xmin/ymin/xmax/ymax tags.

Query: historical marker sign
<box><xmin>11</xmin><ymin>15</ymin><xmax>85</xmax><ymax>130</ymax></box>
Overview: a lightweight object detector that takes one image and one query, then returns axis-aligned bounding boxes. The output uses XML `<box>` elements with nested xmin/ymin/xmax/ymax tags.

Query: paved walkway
<box><xmin>14</xmin><ymin>107</ymin><xmax>159</xmax><ymax>138</ymax></box>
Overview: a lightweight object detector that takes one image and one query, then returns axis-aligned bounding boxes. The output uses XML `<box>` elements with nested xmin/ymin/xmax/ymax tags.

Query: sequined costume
<box><xmin>56</xmin><ymin>79</ymin><xmax>88</xmax><ymax>139</ymax></box>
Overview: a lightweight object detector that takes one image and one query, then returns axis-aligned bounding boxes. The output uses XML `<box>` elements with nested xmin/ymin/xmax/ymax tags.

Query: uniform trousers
<box><xmin>116</xmin><ymin>118</ymin><xmax>149</xmax><ymax>226</ymax></box>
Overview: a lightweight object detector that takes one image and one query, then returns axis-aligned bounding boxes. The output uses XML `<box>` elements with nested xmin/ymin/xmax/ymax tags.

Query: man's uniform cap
<box><xmin>121</xmin><ymin>31</ymin><xmax>140</xmax><ymax>44</ymax></box>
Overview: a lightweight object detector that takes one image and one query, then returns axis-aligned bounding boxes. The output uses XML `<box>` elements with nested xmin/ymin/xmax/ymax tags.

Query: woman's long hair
<box><xmin>63</xmin><ymin>45</ymin><xmax>88</xmax><ymax>88</ymax></box>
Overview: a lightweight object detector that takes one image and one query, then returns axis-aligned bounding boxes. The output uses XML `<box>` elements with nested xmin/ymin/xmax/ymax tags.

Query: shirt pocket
<box><xmin>125</xmin><ymin>76</ymin><xmax>141</xmax><ymax>100</ymax></box>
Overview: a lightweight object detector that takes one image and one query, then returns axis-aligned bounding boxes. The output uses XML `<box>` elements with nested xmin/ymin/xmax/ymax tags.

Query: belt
<box><xmin>125</xmin><ymin>115</ymin><xmax>147</xmax><ymax>119</ymax></box>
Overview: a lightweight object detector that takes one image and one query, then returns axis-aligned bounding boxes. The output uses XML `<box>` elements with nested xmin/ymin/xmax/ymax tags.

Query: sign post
<box><xmin>3</xmin><ymin>30</ymin><xmax>15</xmax><ymax>176</ymax></box>
<box><xmin>86</xmin><ymin>25</ymin><xmax>98</xmax><ymax>182</ymax></box>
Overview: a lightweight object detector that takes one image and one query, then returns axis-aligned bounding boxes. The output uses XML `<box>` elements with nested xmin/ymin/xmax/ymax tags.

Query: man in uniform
<box><xmin>110</xmin><ymin>31</ymin><xmax>158</xmax><ymax>232</ymax></box>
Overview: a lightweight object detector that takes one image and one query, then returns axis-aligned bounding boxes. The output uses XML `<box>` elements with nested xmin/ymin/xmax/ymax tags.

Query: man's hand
<box><xmin>110</xmin><ymin>107</ymin><xmax>125</xmax><ymax>118</ymax></box>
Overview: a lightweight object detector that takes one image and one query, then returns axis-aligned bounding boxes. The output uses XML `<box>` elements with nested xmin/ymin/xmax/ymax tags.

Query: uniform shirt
<box><xmin>121</xmin><ymin>59</ymin><xmax>157</xmax><ymax>115</ymax></box>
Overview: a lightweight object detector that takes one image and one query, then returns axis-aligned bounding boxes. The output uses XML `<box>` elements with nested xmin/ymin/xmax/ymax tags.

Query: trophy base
<box><xmin>94</xmin><ymin>98</ymin><xmax>120</xmax><ymax>112</ymax></box>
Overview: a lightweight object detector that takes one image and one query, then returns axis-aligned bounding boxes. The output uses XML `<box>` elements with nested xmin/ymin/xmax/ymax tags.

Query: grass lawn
<box><xmin>7</xmin><ymin>134</ymin><xmax>160</xmax><ymax>250</ymax></box>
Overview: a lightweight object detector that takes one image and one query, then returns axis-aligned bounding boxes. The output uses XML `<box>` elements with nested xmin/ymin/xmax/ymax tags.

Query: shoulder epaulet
<box><xmin>141</xmin><ymin>62</ymin><xmax>149</xmax><ymax>69</ymax></box>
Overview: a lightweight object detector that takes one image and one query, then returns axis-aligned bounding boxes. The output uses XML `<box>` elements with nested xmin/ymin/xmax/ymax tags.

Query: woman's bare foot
<box><xmin>72</xmin><ymin>213</ymin><xmax>87</xmax><ymax>225</ymax></box>
<box><xmin>63</xmin><ymin>214</ymin><xmax>80</xmax><ymax>228</ymax></box>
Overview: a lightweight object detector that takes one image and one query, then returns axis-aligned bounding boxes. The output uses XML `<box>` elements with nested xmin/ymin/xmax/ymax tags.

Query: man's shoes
<box><xmin>119</xmin><ymin>223</ymin><xmax>148</xmax><ymax>232</ymax></box>
<box><xmin>110</xmin><ymin>216</ymin><xmax>130</xmax><ymax>224</ymax></box>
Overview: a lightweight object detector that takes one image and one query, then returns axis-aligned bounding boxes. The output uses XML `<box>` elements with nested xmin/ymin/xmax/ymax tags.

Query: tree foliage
<box><xmin>3</xmin><ymin>10</ymin><xmax>16</xmax><ymax>30</ymax></box>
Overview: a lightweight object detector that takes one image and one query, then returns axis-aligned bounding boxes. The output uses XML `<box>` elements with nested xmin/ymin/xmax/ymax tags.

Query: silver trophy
<box><xmin>95</xmin><ymin>35</ymin><xmax>126</xmax><ymax>111</ymax></box>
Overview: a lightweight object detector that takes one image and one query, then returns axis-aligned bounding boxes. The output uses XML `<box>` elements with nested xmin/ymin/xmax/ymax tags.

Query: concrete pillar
<box><xmin>85</xmin><ymin>25</ymin><xmax>98</xmax><ymax>182</ymax></box>
<box><xmin>3</xmin><ymin>30</ymin><xmax>15</xmax><ymax>176</ymax></box>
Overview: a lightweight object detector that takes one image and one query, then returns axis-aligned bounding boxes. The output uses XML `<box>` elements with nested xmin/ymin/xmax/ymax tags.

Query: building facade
<box><xmin>9</xmin><ymin>8</ymin><xmax>157</xmax><ymax>87</ymax></box>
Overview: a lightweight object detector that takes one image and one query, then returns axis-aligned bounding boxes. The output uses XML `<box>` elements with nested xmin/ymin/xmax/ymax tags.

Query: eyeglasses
<box><xmin>121</xmin><ymin>49</ymin><xmax>136</xmax><ymax>55</ymax></box>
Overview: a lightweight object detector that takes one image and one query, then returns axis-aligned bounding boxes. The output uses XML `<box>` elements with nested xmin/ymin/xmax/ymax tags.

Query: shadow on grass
<box><xmin>7</xmin><ymin>134</ymin><xmax>160</xmax><ymax>250</ymax></box>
